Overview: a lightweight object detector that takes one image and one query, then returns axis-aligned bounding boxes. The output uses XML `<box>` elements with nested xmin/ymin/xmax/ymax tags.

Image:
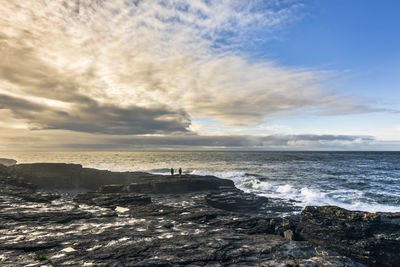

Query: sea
<box><xmin>3</xmin><ymin>151</ymin><xmax>400</xmax><ymax>213</ymax></box>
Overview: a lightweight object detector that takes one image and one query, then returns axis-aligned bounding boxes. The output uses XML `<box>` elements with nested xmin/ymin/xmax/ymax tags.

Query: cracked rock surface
<box><xmin>0</xmin><ymin>164</ymin><xmax>365</xmax><ymax>266</ymax></box>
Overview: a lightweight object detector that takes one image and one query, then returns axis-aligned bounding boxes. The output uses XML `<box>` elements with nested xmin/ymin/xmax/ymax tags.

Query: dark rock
<box><xmin>296</xmin><ymin>205</ymin><xmax>400</xmax><ymax>266</ymax></box>
<box><xmin>206</xmin><ymin>189</ymin><xmax>268</xmax><ymax>213</ymax></box>
<box><xmin>128</xmin><ymin>175</ymin><xmax>234</xmax><ymax>194</ymax></box>
<box><xmin>0</xmin><ymin>178</ymin><xmax>365</xmax><ymax>267</ymax></box>
<box><xmin>2</xmin><ymin>209</ymin><xmax>93</xmax><ymax>223</ymax></box>
<box><xmin>11</xmin><ymin>192</ymin><xmax>60</xmax><ymax>203</ymax></box>
<box><xmin>206</xmin><ymin>188</ymin><xmax>302</xmax><ymax>217</ymax></box>
<box><xmin>1</xmin><ymin>239</ymin><xmax>61</xmax><ymax>252</ymax></box>
<box><xmin>0</xmin><ymin>174</ymin><xmax>56</xmax><ymax>203</ymax></box>
<box><xmin>0</xmin><ymin>158</ymin><xmax>17</xmax><ymax>167</ymax></box>
<box><xmin>0</xmin><ymin>166</ymin><xmax>384</xmax><ymax>266</ymax></box>
<box><xmin>163</xmin><ymin>222</ymin><xmax>174</xmax><ymax>229</ymax></box>
<box><xmin>0</xmin><ymin>163</ymin><xmax>8</xmax><ymax>174</ymax></box>
<box><xmin>100</xmin><ymin>184</ymin><xmax>127</xmax><ymax>193</ymax></box>
<box><xmin>8</xmin><ymin>163</ymin><xmax>85</xmax><ymax>189</ymax></box>
<box><xmin>9</xmin><ymin>163</ymin><xmax>235</xmax><ymax>192</ymax></box>
<box><xmin>74</xmin><ymin>192</ymin><xmax>151</xmax><ymax>208</ymax></box>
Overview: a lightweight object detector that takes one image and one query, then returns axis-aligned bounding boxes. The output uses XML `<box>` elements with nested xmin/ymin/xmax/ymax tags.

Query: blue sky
<box><xmin>0</xmin><ymin>0</ymin><xmax>399</xmax><ymax>150</ymax></box>
<box><xmin>267</xmin><ymin>0</ymin><xmax>400</xmax><ymax>99</ymax></box>
<box><xmin>245</xmin><ymin>0</ymin><xmax>400</xmax><ymax>143</ymax></box>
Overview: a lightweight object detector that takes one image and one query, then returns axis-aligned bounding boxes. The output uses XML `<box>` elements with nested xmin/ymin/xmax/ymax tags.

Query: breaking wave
<box><xmin>191</xmin><ymin>169</ymin><xmax>400</xmax><ymax>213</ymax></box>
<box><xmin>190</xmin><ymin>170</ymin><xmax>247</xmax><ymax>179</ymax></box>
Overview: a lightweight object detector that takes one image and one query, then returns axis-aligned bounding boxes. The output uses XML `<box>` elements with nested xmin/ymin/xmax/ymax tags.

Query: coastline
<box><xmin>0</xmin><ymin>161</ymin><xmax>399</xmax><ymax>266</ymax></box>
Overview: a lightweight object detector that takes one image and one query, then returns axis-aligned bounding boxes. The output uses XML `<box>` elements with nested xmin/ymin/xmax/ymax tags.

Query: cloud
<box><xmin>0</xmin><ymin>93</ymin><xmax>189</xmax><ymax>134</ymax></box>
<box><xmin>112</xmin><ymin>134</ymin><xmax>374</xmax><ymax>149</ymax></box>
<box><xmin>0</xmin><ymin>1</ymin><xmax>367</xmax><ymax>131</ymax></box>
<box><xmin>0</xmin><ymin>0</ymin><xmax>387</xmax><ymax>151</ymax></box>
<box><xmin>0</xmin><ymin>126</ymin><xmax>375</xmax><ymax>150</ymax></box>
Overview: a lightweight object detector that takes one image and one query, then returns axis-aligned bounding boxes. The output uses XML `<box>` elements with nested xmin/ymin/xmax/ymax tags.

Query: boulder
<box><xmin>296</xmin><ymin>206</ymin><xmax>400</xmax><ymax>266</ymax></box>
<box><xmin>0</xmin><ymin>158</ymin><xmax>17</xmax><ymax>166</ymax></box>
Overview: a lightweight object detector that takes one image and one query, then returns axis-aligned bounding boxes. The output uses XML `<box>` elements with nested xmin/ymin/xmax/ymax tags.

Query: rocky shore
<box><xmin>0</xmin><ymin>162</ymin><xmax>399</xmax><ymax>266</ymax></box>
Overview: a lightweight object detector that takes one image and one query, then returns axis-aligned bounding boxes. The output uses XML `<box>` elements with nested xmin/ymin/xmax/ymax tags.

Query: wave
<box><xmin>190</xmin><ymin>170</ymin><xmax>247</xmax><ymax>179</ymax></box>
<box><xmin>253</xmin><ymin>182</ymin><xmax>400</xmax><ymax>213</ymax></box>
<box><xmin>176</xmin><ymin>168</ymin><xmax>400</xmax><ymax>213</ymax></box>
<box><xmin>147</xmin><ymin>168</ymin><xmax>172</xmax><ymax>175</ymax></box>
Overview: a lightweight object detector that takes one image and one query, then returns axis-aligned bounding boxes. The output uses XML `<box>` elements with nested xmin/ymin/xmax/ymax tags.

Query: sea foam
<box><xmin>190</xmin><ymin>169</ymin><xmax>400</xmax><ymax>213</ymax></box>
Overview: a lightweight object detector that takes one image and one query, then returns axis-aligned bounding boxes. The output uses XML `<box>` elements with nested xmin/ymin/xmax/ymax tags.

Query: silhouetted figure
<box><xmin>179</xmin><ymin>168</ymin><xmax>182</xmax><ymax>176</ymax></box>
<box><xmin>170</xmin><ymin>168</ymin><xmax>174</xmax><ymax>176</ymax></box>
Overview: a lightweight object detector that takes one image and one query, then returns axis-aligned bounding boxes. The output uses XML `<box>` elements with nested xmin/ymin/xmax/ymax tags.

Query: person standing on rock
<box><xmin>179</xmin><ymin>168</ymin><xmax>182</xmax><ymax>176</ymax></box>
<box><xmin>170</xmin><ymin>168</ymin><xmax>174</xmax><ymax>176</ymax></box>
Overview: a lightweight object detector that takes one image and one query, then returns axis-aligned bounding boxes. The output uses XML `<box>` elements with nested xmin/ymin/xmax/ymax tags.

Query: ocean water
<box><xmin>3</xmin><ymin>151</ymin><xmax>400</xmax><ymax>213</ymax></box>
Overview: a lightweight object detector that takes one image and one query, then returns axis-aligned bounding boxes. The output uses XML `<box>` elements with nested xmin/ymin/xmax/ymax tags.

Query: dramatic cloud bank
<box><xmin>0</xmin><ymin>126</ymin><xmax>375</xmax><ymax>150</ymax></box>
<box><xmin>0</xmin><ymin>0</ymin><xmax>387</xmax><ymax>149</ymax></box>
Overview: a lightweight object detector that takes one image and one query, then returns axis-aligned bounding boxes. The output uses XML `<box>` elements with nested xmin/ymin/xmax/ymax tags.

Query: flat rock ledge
<box><xmin>6</xmin><ymin>163</ymin><xmax>235</xmax><ymax>191</ymax></box>
<box><xmin>296</xmin><ymin>206</ymin><xmax>400</xmax><ymax>267</ymax></box>
<box><xmin>0</xmin><ymin>163</ymin><xmax>398</xmax><ymax>266</ymax></box>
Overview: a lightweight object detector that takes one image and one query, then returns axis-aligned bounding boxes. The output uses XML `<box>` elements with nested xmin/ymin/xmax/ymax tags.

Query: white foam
<box><xmin>241</xmin><ymin>178</ymin><xmax>400</xmax><ymax>213</ymax></box>
<box><xmin>250</xmin><ymin>180</ymin><xmax>275</xmax><ymax>191</ymax></box>
<box><xmin>190</xmin><ymin>170</ymin><xmax>246</xmax><ymax>179</ymax></box>
<box><xmin>277</xmin><ymin>184</ymin><xmax>296</xmax><ymax>194</ymax></box>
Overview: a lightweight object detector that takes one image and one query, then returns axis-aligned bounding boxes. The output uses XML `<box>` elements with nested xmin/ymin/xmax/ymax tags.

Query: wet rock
<box><xmin>0</xmin><ymin>164</ymin><xmax>8</xmax><ymax>174</ymax></box>
<box><xmin>2</xmin><ymin>209</ymin><xmax>93</xmax><ymax>223</ymax></box>
<box><xmin>128</xmin><ymin>175</ymin><xmax>234</xmax><ymax>194</ymax></box>
<box><xmin>10</xmin><ymin>192</ymin><xmax>60</xmax><ymax>203</ymax></box>
<box><xmin>2</xmin><ymin>239</ymin><xmax>62</xmax><ymax>252</ymax></box>
<box><xmin>296</xmin><ymin>205</ymin><xmax>400</xmax><ymax>266</ymax></box>
<box><xmin>74</xmin><ymin>192</ymin><xmax>151</xmax><ymax>208</ymax></box>
<box><xmin>0</xmin><ymin>174</ymin><xmax>58</xmax><ymax>203</ymax></box>
<box><xmin>0</xmin><ymin>170</ymin><xmax>374</xmax><ymax>266</ymax></box>
<box><xmin>206</xmin><ymin>188</ymin><xmax>302</xmax><ymax>217</ymax></box>
<box><xmin>99</xmin><ymin>184</ymin><xmax>126</xmax><ymax>193</ymax></box>
<box><xmin>0</xmin><ymin>158</ymin><xmax>17</xmax><ymax>167</ymax></box>
<box><xmin>205</xmin><ymin>188</ymin><xmax>267</xmax><ymax>212</ymax></box>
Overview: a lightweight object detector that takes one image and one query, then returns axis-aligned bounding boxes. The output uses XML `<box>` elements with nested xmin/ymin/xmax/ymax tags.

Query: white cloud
<box><xmin>0</xmin><ymin>0</ymin><xmax>388</xmax><ymax>149</ymax></box>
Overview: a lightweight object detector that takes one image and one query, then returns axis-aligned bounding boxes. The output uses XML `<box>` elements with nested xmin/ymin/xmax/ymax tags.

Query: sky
<box><xmin>0</xmin><ymin>0</ymin><xmax>399</xmax><ymax>151</ymax></box>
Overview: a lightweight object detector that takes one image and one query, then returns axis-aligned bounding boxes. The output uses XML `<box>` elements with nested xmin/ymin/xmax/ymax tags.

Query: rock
<box><xmin>9</xmin><ymin>163</ymin><xmax>235</xmax><ymax>192</ymax></box>
<box><xmin>128</xmin><ymin>175</ymin><xmax>234</xmax><ymax>194</ymax></box>
<box><xmin>10</xmin><ymin>192</ymin><xmax>60</xmax><ymax>203</ymax></box>
<box><xmin>163</xmin><ymin>222</ymin><xmax>174</xmax><ymax>229</ymax></box>
<box><xmin>0</xmin><ymin>173</ymin><xmax>365</xmax><ymax>266</ymax></box>
<box><xmin>0</xmin><ymin>164</ymin><xmax>8</xmax><ymax>174</ymax></box>
<box><xmin>296</xmin><ymin>205</ymin><xmax>400</xmax><ymax>266</ymax></box>
<box><xmin>74</xmin><ymin>192</ymin><xmax>151</xmax><ymax>208</ymax></box>
<box><xmin>8</xmin><ymin>163</ymin><xmax>85</xmax><ymax>189</ymax></box>
<box><xmin>99</xmin><ymin>184</ymin><xmax>126</xmax><ymax>193</ymax></box>
<box><xmin>206</xmin><ymin>188</ymin><xmax>302</xmax><ymax>217</ymax></box>
<box><xmin>283</xmin><ymin>229</ymin><xmax>294</xmax><ymax>240</ymax></box>
<box><xmin>0</xmin><ymin>158</ymin><xmax>17</xmax><ymax>167</ymax></box>
<box><xmin>205</xmin><ymin>188</ymin><xmax>267</xmax><ymax>213</ymax></box>
<box><xmin>2</xmin><ymin>165</ymin><xmax>394</xmax><ymax>266</ymax></box>
<box><xmin>0</xmin><ymin>174</ymin><xmax>56</xmax><ymax>203</ymax></box>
